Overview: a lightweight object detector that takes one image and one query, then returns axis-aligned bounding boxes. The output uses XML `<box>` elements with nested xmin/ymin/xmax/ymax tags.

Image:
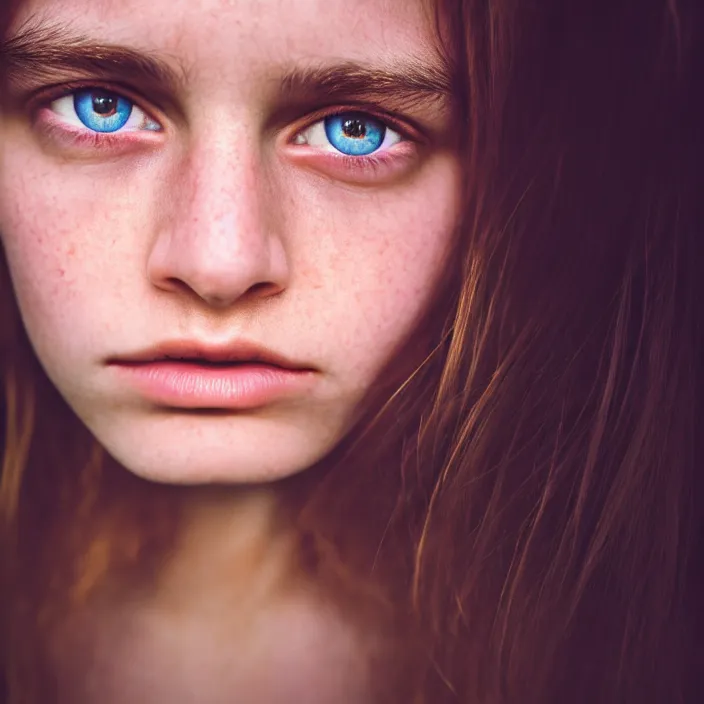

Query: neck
<box><xmin>154</xmin><ymin>483</ymin><xmax>299</xmax><ymax>617</ymax></box>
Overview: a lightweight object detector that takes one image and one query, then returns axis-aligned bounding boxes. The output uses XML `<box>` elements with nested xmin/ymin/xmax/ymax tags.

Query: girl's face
<box><xmin>0</xmin><ymin>0</ymin><xmax>460</xmax><ymax>484</ymax></box>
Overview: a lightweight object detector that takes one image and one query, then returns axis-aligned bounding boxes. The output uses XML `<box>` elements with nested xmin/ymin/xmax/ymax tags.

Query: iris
<box><xmin>324</xmin><ymin>114</ymin><xmax>385</xmax><ymax>156</ymax></box>
<box><xmin>73</xmin><ymin>90</ymin><xmax>134</xmax><ymax>133</ymax></box>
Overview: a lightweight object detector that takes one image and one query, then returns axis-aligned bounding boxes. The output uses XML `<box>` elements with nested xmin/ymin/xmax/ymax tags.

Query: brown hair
<box><xmin>2</xmin><ymin>0</ymin><xmax>702</xmax><ymax>702</ymax></box>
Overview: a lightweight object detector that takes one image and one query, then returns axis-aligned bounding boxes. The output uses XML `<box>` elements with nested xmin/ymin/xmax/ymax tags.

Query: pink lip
<box><xmin>111</xmin><ymin>340</ymin><xmax>305</xmax><ymax>369</ymax></box>
<box><xmin>112</xmin><ymin>361</ymin><xmax>314</xmax><ymax>409</ymax></box>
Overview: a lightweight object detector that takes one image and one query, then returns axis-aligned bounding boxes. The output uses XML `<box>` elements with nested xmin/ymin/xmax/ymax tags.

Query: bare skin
<box><xmin>1</xmin><ymin>0</ymin><xmax>459</xmax><ymax>699</ymax></box>
<box><xmin>46</xmin><ymin>488</ymin><xmax>382</xmax><ymax>703</ymax></box>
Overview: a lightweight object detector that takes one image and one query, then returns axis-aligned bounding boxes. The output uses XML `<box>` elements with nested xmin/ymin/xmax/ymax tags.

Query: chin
<box><xmin>87</xmin><ymin>413</ymin><xmax>344</xmax><ymax>486</ymax></box>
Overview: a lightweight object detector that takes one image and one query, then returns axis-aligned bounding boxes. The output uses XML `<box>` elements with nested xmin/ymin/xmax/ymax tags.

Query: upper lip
<box><xmin>107</xmin><ymin>340</ymin><xmax>312</xmax><ymax>371</ymax></box>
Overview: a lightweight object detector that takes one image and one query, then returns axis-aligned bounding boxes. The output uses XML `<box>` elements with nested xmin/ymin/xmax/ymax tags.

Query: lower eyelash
<box><xmin>326</xmin><ymin>143</ymin><xmax>419</xmax><ymax>175</ymax></box>
<box><xmin>38</xmin><ymin>111</ymin><xmax>157</xmax><ymax>151</ymax></box>
<box><xmin>36</xmin><ymin>102</ymin><xmax>417</xmax><ymax>179</ymax></box>
<box><xmin>333</xmin><ymin>150</ymin><xmax>406</xmax><ymax>174</ymax></box>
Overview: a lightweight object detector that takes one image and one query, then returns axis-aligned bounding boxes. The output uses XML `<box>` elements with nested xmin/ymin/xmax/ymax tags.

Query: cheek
<box><xmin>0</xmin><ymin>139</ymin><xmax>459</xmax><ymax>388</ymax></box>
<box><xmin>0</xmin><ymin>160</ymin><xmax>121</xmax><ymax>356</ymax></box>
<box><xmin>290</xmin><ymin>156</ymin><xmax>460</xmax><ymax>377</ymax></box>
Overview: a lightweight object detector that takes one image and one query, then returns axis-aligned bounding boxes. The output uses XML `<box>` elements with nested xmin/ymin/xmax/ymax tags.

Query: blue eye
<box><xmin>73</xmin><ymin>89</ymin><xmax>134</xmax><ymax>133</ymax></box>
<box><xmin>49</xmin><ymin>88</ymin><xmax>162</xmax><ymax>135</ymax></box>
<box><xmin>296</xmin><ymin>112</ymin><xmax>402</xmax><ymax>156</ymax></box>
<box><xmin>323</xmin><ymin>114</ymin><xmax>386</xmax><ymax>156</ymax></box>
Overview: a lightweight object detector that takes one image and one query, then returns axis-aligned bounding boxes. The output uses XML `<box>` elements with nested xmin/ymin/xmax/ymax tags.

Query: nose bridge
<box><xmin>149</xmin><ymin>132</ymin><xmax>285</xmax><ymax>305</ymax></box>
<box><xmin>179</xmin><ymin>135</ymin><xmax>268</xmax><ymax>267</ymax></box>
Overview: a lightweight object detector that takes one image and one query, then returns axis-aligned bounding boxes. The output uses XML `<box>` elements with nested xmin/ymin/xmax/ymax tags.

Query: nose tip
<box><xmin>192</xmin><ymin>280</ymin><xmax>284</xmax><ymax>308</ymax></box>
<box><xmin>146</xmin><ymin>140</ymin><xmax>291</xmax><ymax>309</ymax></box>
<box><xmin>147</xmin><ymin>199</ymin><xmax>290</xmax><ymax>309</ymax></box>
<box><xmin>151</xmin><ymin>247</ymin><xmax>288</xmax><ymax>308</ymax></box>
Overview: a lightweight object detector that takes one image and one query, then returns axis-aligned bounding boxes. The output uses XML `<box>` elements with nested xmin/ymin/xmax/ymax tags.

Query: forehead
<box><xmin>9</xmin><ymin>0</ymin><xmax>441</xmax><ymax>71</ymax></box>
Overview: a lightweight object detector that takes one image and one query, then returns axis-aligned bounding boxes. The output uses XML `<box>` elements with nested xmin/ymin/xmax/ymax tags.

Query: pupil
<box><xmin>92</xmin><ymin>93</ymin><xmax>118</xmax><ymax>116</ymax></box>
<box><xmin>342</xmin><ymin>118</ymin><xmax>366</xmax><ymax>139</ymax></box>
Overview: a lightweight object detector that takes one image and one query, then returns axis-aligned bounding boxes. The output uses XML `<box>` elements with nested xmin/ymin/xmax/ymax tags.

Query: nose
<box><xmin>147</xmin><ymin>138</ymin><xmax>289</xmax><ymax>308</ymax></box>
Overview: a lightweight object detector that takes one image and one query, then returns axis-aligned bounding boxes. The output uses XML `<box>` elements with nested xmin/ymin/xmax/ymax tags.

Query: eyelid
<box><xmin>26</xmin><ymin>81</ymin><xmax>425</xmax><ymax>143</ymax></box>
<box><xmin>26</xmin><ymin>80</ymin><xmax>427</xmax><ymax>178</ymax></box>
<box><xmin>285</xmin><ymin>104</ymin><xmax>426</xmax><ymax>147</ymax></box>
<box><xmin>26</xmin><ymin>80</ymin><xmax>166</xmax><ymax>130</ymax></box>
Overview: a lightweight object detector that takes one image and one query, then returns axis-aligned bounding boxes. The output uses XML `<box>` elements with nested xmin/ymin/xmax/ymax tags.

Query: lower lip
<box><xmin>112</xmin><ymin>361</ymin><xmax>314</xmax><ymax>409</ymax></box>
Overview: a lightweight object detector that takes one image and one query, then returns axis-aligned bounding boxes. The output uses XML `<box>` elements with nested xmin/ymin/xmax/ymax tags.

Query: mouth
<box><xmin>108</xmin><ymin>340</ymin><xmax>311</xmax><ymax>372</ymax></box>
<box><xmin>107</xmin><ymin>341</ymin><xmax>316</xmax><ymax>409</ymax></box>
<box><xmin>156</xmin><ymin>358</ymin><xmax>274</xmax><ymax>367</ymax></box>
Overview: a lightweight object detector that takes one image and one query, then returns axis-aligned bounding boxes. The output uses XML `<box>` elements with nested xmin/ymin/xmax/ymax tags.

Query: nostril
<box><xmin>245</xmin><ymin>282</ymin><xmax>282</xmax><ymax>298</ymax></box>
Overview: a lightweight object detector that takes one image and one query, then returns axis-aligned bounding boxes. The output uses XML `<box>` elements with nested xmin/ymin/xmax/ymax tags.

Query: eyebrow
<box><xmin>0</xmin><ymin>19</ymin><xmax>454</xmax><ymax>114</ymax></box>
<box><xmin>278</xmin><ymin>61</ymin><xmax>453</xmax><ymax>111</ymax></box>
<box><xmin>0</xmin><ymin>21</ymin><xmax>189</xmax><ymax>97</ymax></box>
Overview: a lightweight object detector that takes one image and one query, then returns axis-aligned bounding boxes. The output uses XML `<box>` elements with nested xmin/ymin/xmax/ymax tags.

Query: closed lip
<box><xmin>106</xmin><ymin>339</ymin><xmax>314</xmax><ymax>372</ymax></box>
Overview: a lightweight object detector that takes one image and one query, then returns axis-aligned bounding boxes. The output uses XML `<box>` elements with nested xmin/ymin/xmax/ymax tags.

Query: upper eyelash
<box><xmin>293</xmin><ymin>106</ymin><xmax>412</xmax><ymax>138</ymax></box>
<box><xmin>30</xmin><ymin>82</ymin><xmax>422</xmax><ymax>155</ymax></box>
<box><xmin>31</xmin><ymin>81</ymin><xmax>153</xmax><ymax>116</ymax></box>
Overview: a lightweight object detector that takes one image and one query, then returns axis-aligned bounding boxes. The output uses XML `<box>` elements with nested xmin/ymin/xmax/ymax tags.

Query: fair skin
<box><xmin>1</xmin><ymin>0</ymin><xmax>459</xmax><ymax>700</ymax></box>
